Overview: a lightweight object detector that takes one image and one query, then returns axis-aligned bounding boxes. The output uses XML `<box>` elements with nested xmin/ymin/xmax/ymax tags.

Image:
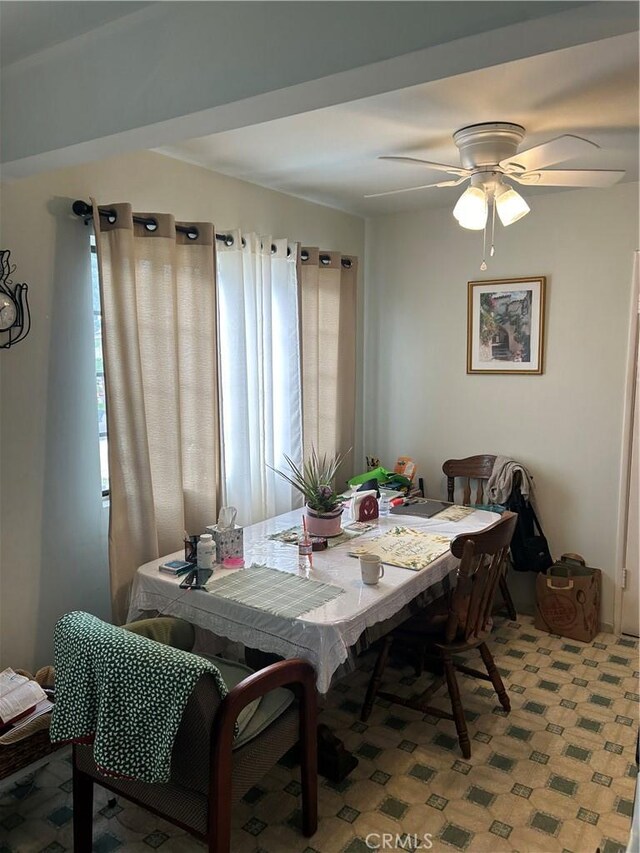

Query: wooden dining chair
<box><xmin>443</xmin><ymin>455</ymin><xmax>517</xmax><ymax>620</ymax></box>
<box><xmin>360</xmin><ymin>511</ymin><xmax>518</xmax><ymax>759</ymax></box>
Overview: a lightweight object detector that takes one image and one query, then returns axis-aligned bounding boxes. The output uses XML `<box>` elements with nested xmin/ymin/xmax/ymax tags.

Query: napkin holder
<box><xmin>352</xmin><ymin>490</ymin><xmax>378</xmax><ymax>522</ymax></box>
<box><xmin>206</xmin><ymin>523</ymin><xmax>244</xmax><ymax>562</ymax></box>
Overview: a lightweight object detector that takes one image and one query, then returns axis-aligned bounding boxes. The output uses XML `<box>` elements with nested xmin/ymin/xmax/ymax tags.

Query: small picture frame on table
<box><xmin>184</xmin><ymin>535</ymin><xmax>199</xmax><ymax>564</ymax></box>
<box><xmin>467</xmin><ymin>276</ymin><xmax>546</xmax><ymax>375</ymax></box>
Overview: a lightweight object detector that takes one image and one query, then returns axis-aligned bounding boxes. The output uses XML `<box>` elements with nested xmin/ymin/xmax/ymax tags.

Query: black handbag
<box><xmin>506</xmin><ymin>485</ymin><xmax>553</xmax><ymax>572</ymax></box>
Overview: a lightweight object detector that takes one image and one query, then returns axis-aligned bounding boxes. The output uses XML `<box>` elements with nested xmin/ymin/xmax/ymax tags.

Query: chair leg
<box><xmin>413</xmin><ymin>645</ymin><xmax>424</xmax><ymax>678</ymax></box>
<box><xmin>300</xmin><ymin>687</ymin><xmax>318</xmax><ymax>836</ymax></box>
<box><xmin>208</xmin><ymin>791</ymin><xmax>231</xmax><ymax>853</ymax></box>
<box><xmin>499</xmin><ymin>573</ymin><xmax>517</xmax><ymax>621</ymax></box>
<box><xmin>208</xmin><ymin>745</ymin><xmax>233</xmax><ymax>853</ymax></box>
<box><xmin>479</xmin><ymin>642</ymin><xmax>511</xmax><ymax>712</ymax></box>
<box><xmin>72</xmin><ymin>756</ymin><xmax>94</xmax><ymax>853</ymax></box>
<box><xmin>443</xmin><ymin>655</ymin><xmax>471</xmax><ymax>760</ymax></box>
<box><xmin>361</xmin><ymin>635</ymin><xmax>392</xmax><ymax>722</ymax></box>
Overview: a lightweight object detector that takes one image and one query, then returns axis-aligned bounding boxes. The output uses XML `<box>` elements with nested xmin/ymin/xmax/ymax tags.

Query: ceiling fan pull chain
<box><xmin>480</xmin><ymin>221</ymin><xmax>487</xmax><ymax>271</ymax></box>
<box><xmin>490</xmin><ymin>194</ymin><xmax>496</xmax><ymax>258</ymax></box>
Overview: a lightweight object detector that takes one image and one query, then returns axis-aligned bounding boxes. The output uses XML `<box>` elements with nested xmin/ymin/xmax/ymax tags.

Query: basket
<box><xmin>0</xmin><ymin>727</ymin><xmax>60</xmax><ymax>781</ymax></box>
<box><xmin>0</xmin><ymin>665</ymin><xmax>60</xmax><ymax>780</ymax></box>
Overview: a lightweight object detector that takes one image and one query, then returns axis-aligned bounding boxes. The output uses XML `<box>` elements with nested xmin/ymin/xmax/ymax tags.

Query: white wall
<box><xmin>0</xmin><ymin>150</ymin><xmax>365</xmax><ymax>670</ymax></box>
<box><xmin>364</xmin><ymin>182</ymin><xmax>639</xmax><ymax>628</ymax></box>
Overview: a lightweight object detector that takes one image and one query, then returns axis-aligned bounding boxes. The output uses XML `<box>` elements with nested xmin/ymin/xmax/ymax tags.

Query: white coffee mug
<box><xmin>360</xmin><ymin>554</ymin><xmax>384</xmax><ymax>585</ymax></box>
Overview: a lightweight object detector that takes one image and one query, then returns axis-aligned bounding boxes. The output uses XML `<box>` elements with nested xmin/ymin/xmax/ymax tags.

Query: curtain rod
<box><xmin>72</xmin><ymin>200</ymin><xmax>235</xmax><ymax>246</ymax></box>
<box><xmin>73</xmin><ymin>201</ymin><xmax>352</xmax><ymax>267</ymax></box>
<box><xmin>301</xmin><ymin>249</ymin><xmax>352</xmax><ymax>269</ymax></box>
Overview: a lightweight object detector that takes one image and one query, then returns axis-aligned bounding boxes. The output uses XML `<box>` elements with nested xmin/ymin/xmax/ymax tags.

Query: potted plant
<box><xmin>271</xmin><ymin>447</ymin><xmax>350</xmax><ymax>537</ymax></box>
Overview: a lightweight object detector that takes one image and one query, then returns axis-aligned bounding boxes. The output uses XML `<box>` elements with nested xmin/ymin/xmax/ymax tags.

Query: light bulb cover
<box><xmin>453</xmin><ymin>186</ymin><xmax>488</xmax><ymax>230</ymax></box>
<box><xmin>496</xmin><ymin>187</ymin><xmax>530</xmax><ymax>226</ymax></box>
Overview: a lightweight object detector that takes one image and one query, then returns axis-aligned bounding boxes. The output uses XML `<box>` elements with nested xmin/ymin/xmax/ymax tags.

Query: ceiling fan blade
<box><xmin>365</xmin><ymin>176</ymin><xmax>468</xmax><ymax>199</ymax></box>
<box><xmin>378</xmin><ymin>155</ymin><xmax>469</xmax><ymax>177</ymax></box>
<box><xmin>500</xmin><ymin>135</ymin><xmax>599</xmax><ymax>173</ymax></box>
<box><xmin>512</xmin><ymin>169</ymin><xmax>625</xmax><ymax>188</ymax></box>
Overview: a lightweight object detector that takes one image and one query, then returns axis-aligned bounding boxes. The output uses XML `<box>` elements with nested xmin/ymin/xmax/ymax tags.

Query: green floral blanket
<box><xmin>50</xmin><ymin>611</ymin><xmax>230</xmax><ymax>783</ymax></box>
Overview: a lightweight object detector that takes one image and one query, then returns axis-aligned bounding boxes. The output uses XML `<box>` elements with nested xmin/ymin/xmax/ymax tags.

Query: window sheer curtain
<box><xmin>299</xmin><ymin>248</ymin><xmax>358</xmax><ymax>483</ymax></box>
<box><xmin>217</xmin><ymin>233</ymin><xmax>302</xmax><ymax>525</ymax></box>
<box><xmin>92</xmin><ymin>202</ymin><xmax>220</xmax><ymax>622</ymax></box>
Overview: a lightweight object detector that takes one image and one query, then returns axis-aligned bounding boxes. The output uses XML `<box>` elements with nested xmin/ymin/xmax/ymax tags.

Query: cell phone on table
<box><xmin>179</xmin><ymin>568</ymin><xmax>213</xmax><ymax>589</ymax></box>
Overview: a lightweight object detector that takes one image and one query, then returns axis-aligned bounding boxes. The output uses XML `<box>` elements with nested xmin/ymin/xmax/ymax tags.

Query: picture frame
<box><xmin>467</xmin><ymin>276</ymin><xmax>546</xmax><ymax>374</ymax></box>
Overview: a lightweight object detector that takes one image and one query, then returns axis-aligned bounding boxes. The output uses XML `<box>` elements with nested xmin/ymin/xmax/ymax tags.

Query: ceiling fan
<box><xmin>368</xmin><ymin>122</ymin><xmax>625</xmax><ymax>269</ymax></box>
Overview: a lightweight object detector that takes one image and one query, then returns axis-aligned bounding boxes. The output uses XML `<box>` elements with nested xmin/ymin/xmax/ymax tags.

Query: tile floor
<box><xmin>0</xmin><ymin>615</ymin><xmax>637</xmax><ymax>853</ymax></box>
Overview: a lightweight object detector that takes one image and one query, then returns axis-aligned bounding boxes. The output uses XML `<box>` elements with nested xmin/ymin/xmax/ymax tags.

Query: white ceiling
<box><xmin>160</xmin><ymin>32</ymin><xmax>639</xmax><ymax>217</ymax></box>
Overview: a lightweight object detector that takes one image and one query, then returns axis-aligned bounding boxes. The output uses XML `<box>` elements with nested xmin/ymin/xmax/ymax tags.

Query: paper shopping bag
<box><xmin>534</xmin><ymin>554</ymin><xmax>601</xmax><ymax>643</ymax></box>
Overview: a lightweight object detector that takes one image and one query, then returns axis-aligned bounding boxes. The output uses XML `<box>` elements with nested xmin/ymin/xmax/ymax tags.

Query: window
<box><xmin>90</xmin><ymin>240</ymin><xmax>109</xmax><ymax>496</ymax></box>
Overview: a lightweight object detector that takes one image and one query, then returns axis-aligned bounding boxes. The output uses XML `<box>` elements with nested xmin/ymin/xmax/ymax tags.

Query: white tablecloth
<box><xmin>128</xmin><ymin>507</ymin><xmax>499</xmax><ymax>693</ymax></box>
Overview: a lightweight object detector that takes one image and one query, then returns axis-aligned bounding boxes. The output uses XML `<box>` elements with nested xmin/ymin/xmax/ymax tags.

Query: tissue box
<box><xmin>206</xmin><ymin>524</ymin><xmax>244</xmax><ymax>562</ymax></box>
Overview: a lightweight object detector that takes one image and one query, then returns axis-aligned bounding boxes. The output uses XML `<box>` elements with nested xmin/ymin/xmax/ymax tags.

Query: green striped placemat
<box><xmin>207</xmin><ymin>565</ymin><xmax>344</xmax><ymax>618</ymax></box>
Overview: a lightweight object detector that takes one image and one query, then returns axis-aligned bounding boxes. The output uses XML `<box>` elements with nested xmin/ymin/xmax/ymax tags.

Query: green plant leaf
<box><xmin>268</xmin><ymin>446</ymin><xmax>351</xmax><ymax>512</ymax></box>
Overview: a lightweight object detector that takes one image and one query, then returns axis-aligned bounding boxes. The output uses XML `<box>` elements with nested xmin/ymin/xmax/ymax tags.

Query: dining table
<box><xmin>127</xmin><ymin>504</ymin><xmax>501</xmax><ymax>694</ymax></box>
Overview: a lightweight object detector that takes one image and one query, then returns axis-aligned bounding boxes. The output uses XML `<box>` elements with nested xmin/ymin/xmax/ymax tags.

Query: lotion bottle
<box><xmin>197</xmin><ymin>533</ymin><xmax>215</xmax><ymax>570</ymax></box>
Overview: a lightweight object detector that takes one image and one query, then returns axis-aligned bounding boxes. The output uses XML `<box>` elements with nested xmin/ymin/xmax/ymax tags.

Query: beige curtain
<box><xmin>299</xmin><ymin>248</ymin><xmax>357</xmax><ymax>483</ymax></box>
<box><xmin>93</xmin><ymin>202</ymin><xmax>220</xmax><ymax>622</ymax></box>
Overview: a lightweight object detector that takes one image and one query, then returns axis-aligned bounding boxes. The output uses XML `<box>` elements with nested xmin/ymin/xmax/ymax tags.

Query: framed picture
<box><xmin>467</xmin><ymin>276</ymin><xmax>546</xmax><ymax>374</ymax></box>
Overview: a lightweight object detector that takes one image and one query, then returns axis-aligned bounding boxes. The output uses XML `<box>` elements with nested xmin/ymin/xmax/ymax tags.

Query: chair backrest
<box><xmin>446</xmin><ymin>511</ymin><xmax>517</xmax><ymax>643</ymax></box>
<box><xmin>123</xmin><ymin>616</ymin><xmax>221</xmax><ymax>794</ymax></box>
<box><xmin>123</xmin><ymin>616</ymin><xmax>196</xmax><ymax>650</ymax></box>
<box><xmin>442</xmin><ymin>455</ymin><xmax>496</xmax><ymax>505</ymax></box>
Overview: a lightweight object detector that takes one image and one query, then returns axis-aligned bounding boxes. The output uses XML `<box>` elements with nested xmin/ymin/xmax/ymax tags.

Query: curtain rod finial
<box><xmin>72</xmin><ymin>200</ymin><xmax>92</xmax><ymax>217</ymax></box>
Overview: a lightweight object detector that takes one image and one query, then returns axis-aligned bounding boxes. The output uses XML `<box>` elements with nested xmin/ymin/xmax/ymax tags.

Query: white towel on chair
<box><xmin>486</xmin><ymin>456</ymin><xmax>535</xmax><ymax>504</ymax></box>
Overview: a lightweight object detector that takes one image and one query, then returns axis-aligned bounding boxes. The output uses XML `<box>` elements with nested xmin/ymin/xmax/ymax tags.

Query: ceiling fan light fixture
<box><xmin>495</xmin><ymin>187</ymin><xmax>530</xmax><ymax>226</ymax></box>
<box><xmin>453</xmin><ymin>186</ymin><xmax>487</xmax><ymax>230</ymax></box>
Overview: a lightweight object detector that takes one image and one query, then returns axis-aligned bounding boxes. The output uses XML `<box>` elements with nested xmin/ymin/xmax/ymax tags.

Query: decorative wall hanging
<box><xmin>0</xmin><ymin>250</ymin><xmax>31</xmax><ymax>349</ymax></box>
<box><xmin>467</xmin><ymin>276</ymin><xmax>546</xmax><ymax>375</ymax></box>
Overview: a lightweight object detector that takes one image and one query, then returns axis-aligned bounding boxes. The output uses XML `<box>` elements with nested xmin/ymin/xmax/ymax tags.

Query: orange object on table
<box><xmin>394</xmin><ymin>456</ymin><xmax>416</xmax><ymax>482</ymax></box>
